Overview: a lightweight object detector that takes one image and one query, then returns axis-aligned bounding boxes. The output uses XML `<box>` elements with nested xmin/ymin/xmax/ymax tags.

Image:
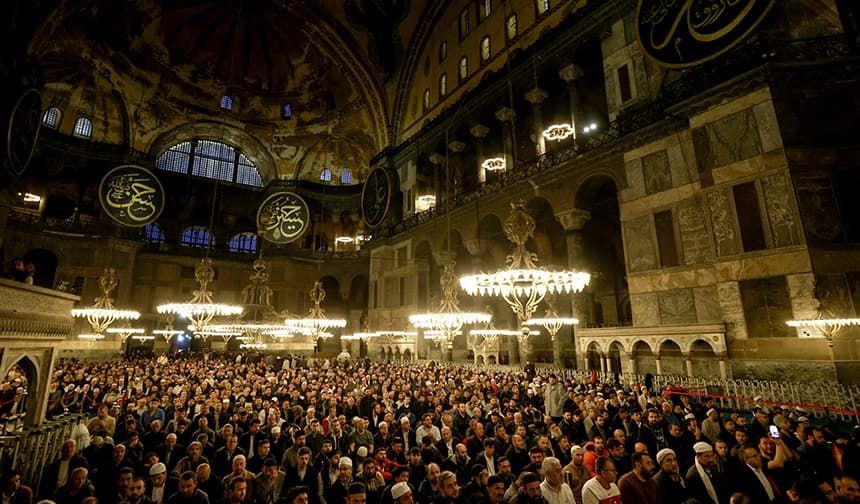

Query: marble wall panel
<box><xmin>642</xmin><ymin>150</ymin><xmax>672</xmax><ymax>195</ymax></box>
<box><xmin>678</xmin><ymin>202</ymin><xmax>713</xmax><ymax>266</ymax></box>
<box><xmin>786</xmin><ymin>273</ymin><xmax>818</xmax><ymax>337</ymax></box>
<box><xmin>624</xmin><ymin>215</ymin><xmax>657</xmax><ymax>273</ymax></box>
<box><xmin>631</xmin><ymin>292</ymin><xmax>660</xmax><ymax>326</ymax></box>
<box><xmin>793</xmin><ymin>170</ymin><xmax>845</xmax><ymax>243</ymax></box>
<box><xmin>761</xmin><ymin>173</ymin><xmax>800</xmax><ymax>248</ymax></box>
<box><xmin>717</xmin><ymin>281</ymin><xmax>748</xmax><ymax>339</ymax></box>
<box><xmin>708</xmin><ymin>109</ymin><xmax>762</xmax><ymax>167</ymax></box>
<box><xmin>739</xmin><ymin>277</ymin><xmax>794</xmax><ymax>338</ymax></box>
<box><xmin>623</xmin><ymin>158</ymin><xmax>646</xmax><ymax>201</ymax></box>
<box><xmin>693</xmin><ymin>285</ymin><xmax>721</xmax><ymax>323</ymax></box>
<box><xmin>706</xmin><ymin>189</ymin><xmax>740</xmax><ymax>257</ymax></box>
<box><xmin>753</xmin><ymin>100</ymin><xmax>783</xmax><ymax>152</ymax></box>
<box><xmin>658</xmin><ymin>288</ymin><xmax>697</xmax><ymax>324</ymax></box>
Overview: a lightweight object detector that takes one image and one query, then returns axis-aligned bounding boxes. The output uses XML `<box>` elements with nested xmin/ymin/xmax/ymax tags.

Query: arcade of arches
<box><xmin>3</xmin><ymin>0</ymin><xmax>860</xmax><ymax>426</ymax></box>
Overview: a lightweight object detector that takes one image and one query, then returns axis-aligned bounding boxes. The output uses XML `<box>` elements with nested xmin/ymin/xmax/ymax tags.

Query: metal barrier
<box><xmin>0</xmin><ymin>413</ymin><xmax>87</xmax><ymax>489</ymax></box>
<box><xmin>425</xmin><ymin>361</ymin><xmax>860</xmax><ymax>422</ymax></box>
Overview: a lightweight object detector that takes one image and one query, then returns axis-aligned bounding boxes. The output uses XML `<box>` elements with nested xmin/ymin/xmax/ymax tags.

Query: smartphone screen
<box><xmin>769</xmin><ymin>425</ymin><xmax>780</xmax><ymax>438</ymax></box>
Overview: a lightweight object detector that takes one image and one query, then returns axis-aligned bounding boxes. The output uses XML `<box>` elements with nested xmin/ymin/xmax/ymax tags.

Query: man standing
<box><xmin>617</xmin><ymin>452</ymin><xmax>657</xmax><ymax>504</ymax></box>
<box><xmin>146</xmin><ymin>463</ymin><xmax>175</xmax><ymax>504</ymax></box>
<box><xmin>580</xmin><ymin>458</ymin><xmax>620</xmax><ymax>504</ymax></box>
<box><xmin>545</xmin><ymin>376</ymin><xmax>565</xmax><ymax>423</ymax></box>
<box><xmin>253</xmin><ymin>459</ymin><xmax>285</xmax><ymax>504</ymax></box>
<box><xmin>735</xmin><ymin>447</ymin><xmax>777</xmax><ymax>502</ymax></box>
<box><xmin>539</xmin><ymin>458</ymin><xmax>575</xmax><ymax>504</ymax></box>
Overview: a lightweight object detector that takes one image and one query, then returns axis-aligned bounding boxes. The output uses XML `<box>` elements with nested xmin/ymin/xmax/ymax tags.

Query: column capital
<box><xmin>448</xmin><ymin>140</ymin><xmax>467</xmax><ymax>153</ymax></box>
<box><xmin>428</xmin><ymin>153</ymin><xmax>445</xmax><ymax>165</ymax></box>
<box><xmin>558</xmin><ymin>64</ymin><xmax>584</xmax><ymax>83</ymax></box>
<box><xmin>524</xmin><ymin>87</ymin><xmax>549</xmax><ymax>105</ymax></box>
<box><xmin>555</xmin><ymin>209</ymin><xmax>591</xmax><ymax>231</ymax></box>
<box><xmin>470</xmin><ymin>124</ymin><xmax>490</xmax><ymax>138</ymax></box>
<box><xmin>495</xmin><ymin>107</ymin><xmax>516</xmax><ymax>122</ymax></box>
<box><xmin>463</xmin><ymin>238</ymin><xmax>486</xmax><ymax>256</ymax></box>
<box><xmin>433</xmin><ymin>250</ymin><xmax>457</xmax><ymax>265</ymax></box>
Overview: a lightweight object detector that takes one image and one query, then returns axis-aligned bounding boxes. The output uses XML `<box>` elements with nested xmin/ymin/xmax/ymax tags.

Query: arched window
<box><xmin>341</xmin><ymin>169</ymin><xmax>353</xmax><ymax>185</ymax></box>
<box><xmin>42</xmin><ymin>107</ymin><xmax>61</xmax><ymax>129</ymax></box>
<box><xmin>439</xmin><ymin>41</ymin><xmax>448</xmax><ymax>62</ymax></box>
<box><xmin>536</xmin><ymin>0</ymin><xmax>550</xmax><ymax>15</ymax></box>
<box><xmin>180</xmin><ymin>226</ymin><xmax>213</xmax><ymax>248</ymax></box>
<box><xmin>480</xmin><ymin>0</ymin><xmax>492</xmax><ymax>19</ymax></box>
<box><xmin>320</xmin><ymin>167</ymin><xmax>333</xmax><ymax>182</ymax></box>
<box><xmin>480</xmin><ymin>37</ymin><xmax>491</xmax><ymax>63</ymax></box>
<box><xmin>220</xmin><ymin>95</ymin><xmax>233</xmax><ymax>111</ymax></box>
<box><xmin>506</xmin><ymin>14</ymin><xmax>518</xmax><ymax>40</ymax></box>
<box><xmin>73</xmin><ymin>116</ymin><xmax>93</xmax><ymax>138</ymax></box>
<box><xmin>459</xmin><ymin>57</ymin><xmax>469</xmax><ymax>81</ymax></box>
<box><xmin>144</xmin><ymin>223</ymin><xmax>166</xmax><ymax>244</ymax></box>
<box><xmin>229</xmin><ymin>233</ymin><xmax>258</xmax><ymax>253</ymax></box>
<box><xmin>423</xmin><ymin>89</ymin><xmax>431</xmax><ymax>112</ymax></box>
<box><xmin>439</xmin><ymin>74</ymin><xmax>447</xmax><ymax>97</ymax></box>
<box><xmin>155</xmin><ymin>140</ymin><xmax>263</xmax><ymax>186</ymax></box>
<box><xmin>281</xmin><ymin>103</ymin><xmax>292</xmax><ymax>119</ymax></box>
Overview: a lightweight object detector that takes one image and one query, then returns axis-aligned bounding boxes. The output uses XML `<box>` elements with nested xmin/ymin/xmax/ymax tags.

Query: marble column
<box><xmin>655</xmin><ymin>356</ymin><xmax>662</xmax><ymax>375</ymax></box>
<box><xmin>718</xmin><ymin>354</ymin><xmax>728</xmax><ymax>379</ymax></box>
<box><xmin>558</xmin><ymin>64</ymin><xmax>584</xmax><ymax>142</ymax></box>
<box><xmin>554</xmin><ymin>209</ymin><xmax>591</xmax><ymax>367</ymax></box>
<box><xmin>524</xmin><ymin>87</ymin><xmax>549</xmax><ymax>156</ymax></box>
<box><xmin>684</xmin><ymin>354</ymin><xmax>693</xmax><ymax>377</ymax></box>
<box><xmin>495</xmin><ymin>107</ymin><xmax>516</xmax><ymax>171</ymax></box>
<box><xmin>428</xmin><ymin>153</ymin><xmax>445</xmax><ymax>207</ymax></box>
<box><xmin>599</xmin><ymin>353</ymin><xmax>607</xmax><ymax>374</ymax></box>
<box><xmin>470</xmin><ymin>124</ymin><xmax>490</xmax><ymax>183</ymax></box>
<box><xmin>628</xmin><ymin>356</ymin><xmax>636</xmax><ymax>374</ymax></box>
<box><xmin>448</xmin><ymin>140</ymin><xmax>467</xmax><ymax>196</ymax></box>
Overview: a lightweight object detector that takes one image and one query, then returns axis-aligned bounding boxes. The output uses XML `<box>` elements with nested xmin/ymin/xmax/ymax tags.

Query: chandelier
<box><xmin>542</xmin><ymin>124</ymin><xmax>575</xmax><ymax>141</ymax></box>
<box><xmin>290</xmin><ymin>281</ymin><xmax>346</xmax><ymax>343</ymax></box>
<box><xmin>481</xmin><ymin>157</ymin><xmax>506</xmax><ymax>172</ymax></box>
<box><xmin>157</xmin><ymin>258</ymin><xmax>243</xmax><ymax>337</ymax></box>
<box><xmin>460</xmin><ymin>201</ymin><xmax>590</xmax><ymax>332</ymax></box>
<box><xmin>71</xmin><ymin>268</ymin><xmax>140</xmax><ymax>334</ymax></box>
<box><xmin>409</xmin><ymin>259</ymin><xmax>492</xmax><ymax>349</ymax></box>
<box><xmin>526</xmin><ymin>299</ymin><xmax>578</xmax><ymax>341</ymax></box>
<box><xmin>105</xmin><ymin>326</ymin><xmax>145</xmax><ymax>343</ymax></box>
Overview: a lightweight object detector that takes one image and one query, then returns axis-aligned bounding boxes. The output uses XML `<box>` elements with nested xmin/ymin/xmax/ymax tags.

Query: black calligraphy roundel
<box><xmin>361</xmin><ymin>168</ymin><xmax>391</xmax><ymax>228</ymax></box>
<box><xmin>257</xmin><ymin>191</ymin><xmax>310</xmax><ymax>244</ymax></box>
<box><xmin>6</xmin><ymin>88</ymin><xmax>42</xmax><ymax>176</ymax></box>
<box><xmin>99</xmin><ymin>165</ymin><xmax>165</xmax><ymax>227</ymax></box>
<box><xmin>636</xmin><ymin>0</ymin><xmax>776</xmax><ymax>68</ymax></box>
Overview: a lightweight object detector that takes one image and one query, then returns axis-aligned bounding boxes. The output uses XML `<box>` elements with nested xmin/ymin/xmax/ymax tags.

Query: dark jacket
<box><xmin>685</xmin><ymin>463</ymin><xmax>726</xmax><ymax>504</ymax></box>
<box><xmin>733</xmin><ymin>464</ymin><xmax>777</xmax><ymax>503</ymax></box>
<box><xmin>653</xmin><ymin>469</ymin><xmax>690</xmax><ymax>504</ymax></box>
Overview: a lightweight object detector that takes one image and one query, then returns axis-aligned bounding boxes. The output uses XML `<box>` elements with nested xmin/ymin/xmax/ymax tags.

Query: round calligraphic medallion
<box><xmin>257</xmin><ymin>191</ymin><xmax>310</xmax><ymax>244</ymax></box>
<box><xmin>99</xmin><ymin>165</ymin><xmax>165</xmax><ymax>227</ymax></box>
<box><xmin>361</xmin><ymin>168</ymin><xmax>391</xmax><ymax>228</ymax></box>
<box><xmin>636</xmin><ymin>0</ymin><xmax>776</xmax><ymax>68</ymax></box>
<box><xmin>6</xmin><ymin>88</ymin><xmax>42</xmax><ymax>176</ymax></box>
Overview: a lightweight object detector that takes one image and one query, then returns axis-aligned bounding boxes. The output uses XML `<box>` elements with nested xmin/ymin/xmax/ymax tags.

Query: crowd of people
<box><xmin>9</xmin><ymin>354</ymin><xmax>860</xmax><ymax>504</ymax></box>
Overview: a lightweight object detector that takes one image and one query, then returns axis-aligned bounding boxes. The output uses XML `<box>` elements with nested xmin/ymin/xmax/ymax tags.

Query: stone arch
<box><xmin>347</xmin><ymin>274</ymin><xmax>369</xmax><ymax>310</ymax></box>
<box><xmin>413</xmin><ymin>240</ymin><xmax>436</xmax><ymax>310</ymax></box>
<box><xmin>570</xmin><ymin>175</ymin><xmax>629</xmax><ymax>327</ymax></box>
<box><xmin>6</xmin><ymin>355</ymin><xmax>38</xmax><ymax>426</ymax></box>
<box><xmin>476</xmin><ymin>355</ymin><xmax>485</xmax><ymax>365</ymax></box>
<box><xmin>525</xmin><ymin>197</ymin><xmax>567</xmax><ymax>267</ymax></box>
<box><xmin>658</xmin><ymin>339</ymin><xmax>685</xmax><ymax>376</ymax></box>
<box><xmin>608</xmin><ymin>341</ymin><xmax>624</xmax><ymax>374</ymax></box>
<box><xmin>148</xmin><ymin>122</ymin><xmax>277</xmax><ymax>183</ymax></box>
<box><xmin>23</xmin><ymin>248</ymin><xmax>59</xmax><ymax>288</ymax></box>
<box><xmin>688</xmin><ymin>339</ymin><xmax>720</xmax><ymax>378</ymax></box>
<box><xmin>585</xmin><ymin>341</ymin><xmax>602</xmax><ymax>371</ymax></box>
<box><xmin>487</xmin><ymin>355</ymin><xmax>497</xmax><ymax>365</ymax></box>
<box><xmin>631</xmin><ymin>340</ymin><xmax>657</xmax><ymax>375</ymax></box>
<box><xmin>403</xmin><ymin>348</ymin><xmax>412</xmax><ymax>362</ymax></box>
<box><xmin>477</xmin><ymin>213</ymin><xmax>509</xmax><ymax>268</ymax></box>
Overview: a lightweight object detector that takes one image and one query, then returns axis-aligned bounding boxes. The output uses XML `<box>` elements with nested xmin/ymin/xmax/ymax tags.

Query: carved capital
<box><xmin>433</xmin><ymin>250</ymin><xmax>457</xmax><ymax>265</ymax></box>
<box><xmin>524</xmin><ymin>87</ymin><xmax>549</xmax><ymax>105</ymax></box>
<box><xmin>428</xmin><ymin>153</ymin><xmax>445</xmax><ymax>165</ymax></box>
<box><xmin>558</xmin><ymin>64</ymin><xmax>584</xmax><ymax>83</ymax></box>
<box><xmin>448</xmin><ymin>141</ymin><xmax>467</xmax><ymax>153</ymax></box>
<box><xmin>495</xmin><ymin>107</ymin><xmax>516</xmax><ymax>122</ymax></box>
<box><xmin>464</xmin><ymin>238</ymin><xmax>488</xmax><ymax>256</ymax></box>
<box><xmin>470</xmin><ymin>124</ymin><xmax>490</xmax><ymax>138</ymax></box>
<box><xmin>555</xmin><ymin>209</ymin><xmax>591</xmax><ymax>231</ymax></box>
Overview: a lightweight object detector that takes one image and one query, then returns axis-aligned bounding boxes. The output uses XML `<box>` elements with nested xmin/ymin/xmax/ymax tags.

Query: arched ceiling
<box><xmin>25</xmin><ymin>0</ymin><xmax>447</xmax><ymax>183</ymax></box>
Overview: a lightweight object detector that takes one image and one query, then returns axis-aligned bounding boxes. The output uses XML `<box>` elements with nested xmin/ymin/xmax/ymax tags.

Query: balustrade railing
<box><xmin>0</xmin><ymin>412</ymin><xmax>87</xmax><ymax>490</ymax></box>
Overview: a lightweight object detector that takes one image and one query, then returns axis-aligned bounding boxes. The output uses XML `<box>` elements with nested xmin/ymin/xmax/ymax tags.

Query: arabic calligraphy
<box><xmin>362</xmin><ymin>168</ymin><xmax>390</xmax><ymax>228</ymax></box>
<box><xmin>637</xmin><ymin>0</ymin><xmax>775</xmax><ymax>68</ymax></box>
<box><xmin>257</xmin><ymin>192</ymin><xmax>309</xmax><ymax>244</ymax></box>
<box><xmin>99</xmin><ymin>166</ymin><xmax>165</xmax><ymax>227</ymax></box>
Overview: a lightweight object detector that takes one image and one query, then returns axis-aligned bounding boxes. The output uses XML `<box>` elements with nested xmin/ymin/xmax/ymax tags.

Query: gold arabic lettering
<box><xmin>265</xmin><ymin>199</ymin><xmax>305</xmax><ymax>240</ymax></box>
<box><xmin>104</xmin><ymin>172</ymin><xmax>159</xmax><ymax>222</ymax></box>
